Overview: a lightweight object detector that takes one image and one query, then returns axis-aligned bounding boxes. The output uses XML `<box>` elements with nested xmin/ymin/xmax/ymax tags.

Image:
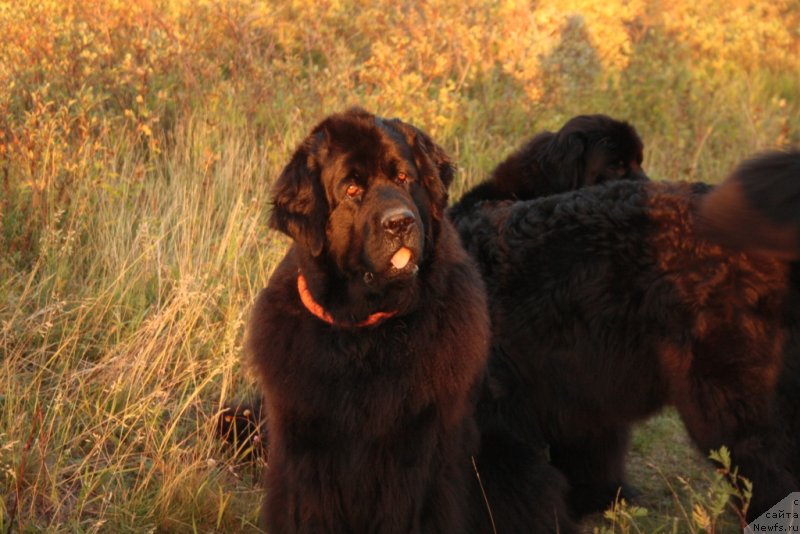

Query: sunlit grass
<box><xmin>1</xmin><ymin>114</ymin><xmax>285</xmax><ymax>531</ymax></box>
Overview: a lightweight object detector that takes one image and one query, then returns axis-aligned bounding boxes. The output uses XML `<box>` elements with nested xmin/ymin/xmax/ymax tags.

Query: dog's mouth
<box><xmin>387</xmin><ymin>246</ymin><xmax>418</xmax><ymax>276</ymax></box>
<box><xmin>390</xmin><ymin>247</ymin><xmax>412</xmax><ymax>269</ymax></box>
<box><xmin>362</xmin><ymin>246</ymin><xmax>419</xmax><ymax>285</ymax></box>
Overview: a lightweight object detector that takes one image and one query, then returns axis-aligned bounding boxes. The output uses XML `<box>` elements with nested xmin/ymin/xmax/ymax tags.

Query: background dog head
<box><xmin>551</xmin><ymin>114</ymin><xmax>646</xmax><ymax>188</ymax></box>
<box><xmin>479</xmin><ymin>114</ymin><xmax>647</xmax><ymax>201</ymax></box>
<box><xmin>449</xmin><ymin>114</ymin><xmax>647</xmax><ymax>218</ymax></box>
<box><xmin>269</xmin><ymin>108</ymin><xmax>454</xmax><ymax>286</ymax></box>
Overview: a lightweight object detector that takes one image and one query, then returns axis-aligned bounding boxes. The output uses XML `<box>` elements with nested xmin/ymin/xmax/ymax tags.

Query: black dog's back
<box><xmin>457</xmin><ymin>181</ymin><xmax>675</xmax><ymax>420</ymax></box>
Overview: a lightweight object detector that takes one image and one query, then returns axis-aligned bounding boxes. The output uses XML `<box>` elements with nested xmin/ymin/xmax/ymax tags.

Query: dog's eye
<box><xmin>345</xmin><ymin>184</ymin><xmax>363</xmax><ymax>199</ymax></box>
<box><xmin>396</xmin><ymin>172</ymin><xmax>409</xmax><ymax>184</ymax></box>
<box><xmin>609</xmin><ymin>160</ymin><xmax>625</xmax><ymax>170</ymax></box>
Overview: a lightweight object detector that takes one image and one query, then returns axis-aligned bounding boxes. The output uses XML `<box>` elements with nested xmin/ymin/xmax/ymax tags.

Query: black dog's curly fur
<box><xmin>451</xmin><ymin>150</ymin><xmax>800</xmax><ymax>520</ymax></box>
<box><xmin>449</xmin><ymin>114</ymin><xmax>646</xmax><ymax>221</ymax></box>
<box><xmin>245</xmin><ymin>108</ymin><xmax>575</xmax><ymax>533</ymax></box>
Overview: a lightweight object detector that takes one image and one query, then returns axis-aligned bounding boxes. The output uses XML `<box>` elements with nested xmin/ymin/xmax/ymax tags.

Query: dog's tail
<box><xmin>699</xmin><ymin>150</ymin><xmax>800</xmax><ymax>260</ymax></box>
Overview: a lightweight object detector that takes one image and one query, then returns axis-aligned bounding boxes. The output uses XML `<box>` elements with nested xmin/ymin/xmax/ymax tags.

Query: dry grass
<box><xmin>1</xmin><ymin>0</ymin><xmax>798</xmax><ymax>531</ymax></box>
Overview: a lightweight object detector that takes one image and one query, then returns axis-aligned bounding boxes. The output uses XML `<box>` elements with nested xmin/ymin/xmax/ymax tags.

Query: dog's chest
<box><xmin>272</xmin><ymin>316</ymin><xmax>446</xmax><ymax>426</ymax></box>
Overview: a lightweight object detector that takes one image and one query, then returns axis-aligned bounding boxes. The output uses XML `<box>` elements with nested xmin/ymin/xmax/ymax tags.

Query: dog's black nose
<box><xmin>382</xmin><ymin>208</ymin><xmax>416</xmax><ymax>236</ymax></box>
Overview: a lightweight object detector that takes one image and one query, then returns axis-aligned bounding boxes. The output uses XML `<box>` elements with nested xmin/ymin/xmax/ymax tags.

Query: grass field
<box><xmin>1</xmin><ymin>1</ymin><xmax>799</xmax><ymax>532</ymax></box>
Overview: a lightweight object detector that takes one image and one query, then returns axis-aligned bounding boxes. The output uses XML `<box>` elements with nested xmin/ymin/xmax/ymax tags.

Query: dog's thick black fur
<box><xmin>699</xmin><ymin>152</ymin><xmax>800</xmax><ymax>487</ymax></box>
<box><xmin>245</xmin><ymin>108</ymin><xmax>575</xmax><ymax>533</ymax></box>
<box><xmin>449</xmin><ymin>114</ymin><xmax>646</xmax><ymax>222</ymax></box>
<box><xmin>451</xmin><ymin>150</ymin><xmax>800</xmax><ymax>520</ymax></box>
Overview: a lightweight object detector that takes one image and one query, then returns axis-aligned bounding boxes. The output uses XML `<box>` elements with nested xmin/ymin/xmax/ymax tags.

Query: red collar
<box><xmin>297</xmin><ymin>273</ymin><xmax>397</xmax><ymax>328</ymax></box>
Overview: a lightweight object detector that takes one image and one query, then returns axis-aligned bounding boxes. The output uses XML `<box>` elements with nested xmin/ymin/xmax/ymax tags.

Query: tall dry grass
<box><xmin>1</xmin><ymin>0</ymin><xmax>799</xmax><ymax>531</ymax></box>
<box><xmin>1</xmin><ymin>115</ymin><xmax>282</xmax><ymax>531</ymax></box>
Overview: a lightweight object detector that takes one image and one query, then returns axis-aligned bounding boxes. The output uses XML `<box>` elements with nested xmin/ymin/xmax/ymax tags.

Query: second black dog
<box><xmin>452</xmin><ymin>150</ymin><xmax>800</xmax><ymax>520</ymax></box>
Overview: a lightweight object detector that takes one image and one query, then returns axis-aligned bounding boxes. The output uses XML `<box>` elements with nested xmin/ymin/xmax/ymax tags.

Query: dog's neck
<box><xmin>289</xmin><ymin>245</ymin><xmax>421</xmax><ymax>326</ymax></box>
<box><xmin>296</xmin><ymin>272</ymin><xmax>398</xmax><ymax>327</ymax></box>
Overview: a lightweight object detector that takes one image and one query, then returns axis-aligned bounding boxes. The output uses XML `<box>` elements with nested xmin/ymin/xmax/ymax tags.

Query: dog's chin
<box><xmin>386</xmin><ymin>261</ymin><xmax>419</xmax><ymax>280</ymax></box>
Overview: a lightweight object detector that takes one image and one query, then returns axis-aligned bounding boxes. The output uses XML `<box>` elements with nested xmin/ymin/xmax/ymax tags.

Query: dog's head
<box><xmin>487</xmin><ymin>114</ymin><xmax>647</xmax><ymax>200</ymax></box>
<box><xmin>552</xmin><ymin>114</ymin><xmax>646</xmax><ymax>188</ymax></box>
<box><xmin>269</xmin><ymin>108</ymin><xmax>454</xmax><ymax>287</ymax></box>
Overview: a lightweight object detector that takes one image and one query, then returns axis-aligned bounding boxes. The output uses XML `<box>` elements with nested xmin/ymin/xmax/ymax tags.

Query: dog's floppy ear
<box><xmin>269</xmin><ymin>133</ymin><xmax>328</xmax><ymax>256</ymax></box>
<box><xmin>550</xmin><ymin>130</ymin><xmax>588</xmax><ymax>191</ymax></box>
<box><xmin>389</xmin><ymin>119</ymin><xmax>454</xmax><ymax>220</ymax></box>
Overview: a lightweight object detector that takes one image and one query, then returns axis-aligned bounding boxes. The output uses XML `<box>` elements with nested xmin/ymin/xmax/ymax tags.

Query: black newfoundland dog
<box><xmin>449</xmin><ymin>114</ymin><xmax>646</xmax><ymax>221</ymax></box>
<box><xmin>450</xmin><ymin>150</ymin><xmax>800</xmax><ymax>521</ymax></box>
<box><xmin>245</xmin><ymin>108</ymin><xmax>575</xmax><ymax>533</ymax></box>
